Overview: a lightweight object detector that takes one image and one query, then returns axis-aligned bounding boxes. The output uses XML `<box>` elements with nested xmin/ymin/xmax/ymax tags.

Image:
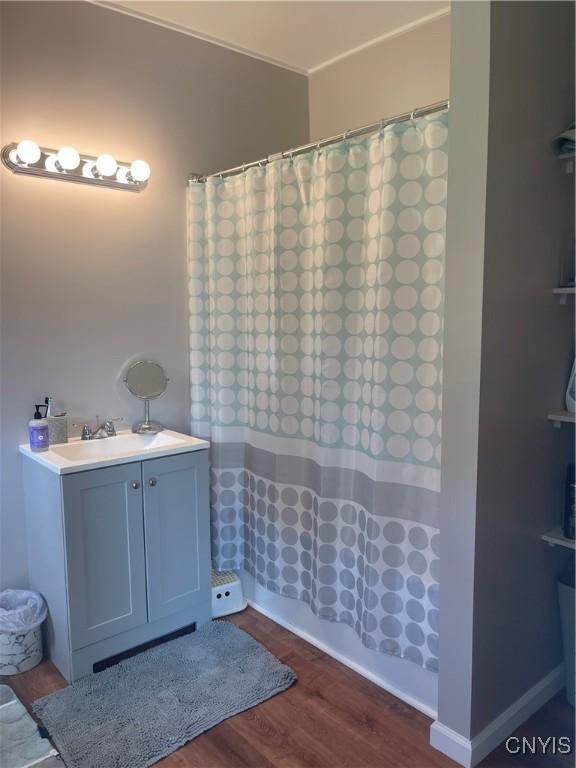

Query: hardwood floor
<box><xmin>3</xmin><ymin>608</ymin><xmax>574</xmax><ymax>768</ymax></box>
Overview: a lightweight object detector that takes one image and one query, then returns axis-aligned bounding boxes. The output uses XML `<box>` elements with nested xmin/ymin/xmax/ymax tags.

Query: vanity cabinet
<box><xmin>22</xmin><ymin>448</ymin><xmax>211</xmax><ymax>682</ymax></box>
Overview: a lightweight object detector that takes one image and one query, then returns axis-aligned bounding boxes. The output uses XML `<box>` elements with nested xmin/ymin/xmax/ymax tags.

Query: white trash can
<box><xmin>0</xmin><ymin>589</ymin><xmax>47</xmax><ymax>675</ymax></box>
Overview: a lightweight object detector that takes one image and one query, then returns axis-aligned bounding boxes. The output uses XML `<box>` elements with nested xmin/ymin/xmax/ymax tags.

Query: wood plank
<box><xmin>229</xmin><ymin>687</ymin><xmax>383</xmax><ymax>768</ymax></box>
<box><xmin>158</xmin><ymin>720</ymin><xmax>276</xmax><ymax>768</ymax></box>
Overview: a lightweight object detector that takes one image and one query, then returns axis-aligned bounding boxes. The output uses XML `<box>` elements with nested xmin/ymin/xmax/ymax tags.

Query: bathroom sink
<box><xmin>51</xmin><ymin>431</ymin><xmax>186</xmax><ymax>461</ymax></box>
<box><xmin>19</xmin><ymin>429</ymin><xmax>209</xmax><ymax>474</ymax></box>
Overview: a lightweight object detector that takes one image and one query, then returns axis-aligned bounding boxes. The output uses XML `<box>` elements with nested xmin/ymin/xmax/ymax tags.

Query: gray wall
<box><xmin>437</xmin><ymin>0</ymin><xmax>574</xmax><ymax>745</ymax></box>
<box><xmin>308</xmin><ymin>13</ymin><xmax>450</xmax><ymax>141</ymax></box>
<box><xmin>472</xmin><ymin>0</ymin><xmax>574</xmax><ymax>733</ymax></box>
<box><xmin>0</xmin><ymin>1</ymin><xmax>309</xmax><ymax>589</ymax></box>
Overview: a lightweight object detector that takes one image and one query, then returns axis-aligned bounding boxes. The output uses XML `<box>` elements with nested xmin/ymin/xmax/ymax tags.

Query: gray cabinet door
<box><xmin>142</xmin><ymin>451</ymin><xmax>210</xmax><ymax>623</ymax></box>
<box><xmin>62</xmin><ymin>463</ymin><xmax>147</xmax><ymax>650</ymax></box>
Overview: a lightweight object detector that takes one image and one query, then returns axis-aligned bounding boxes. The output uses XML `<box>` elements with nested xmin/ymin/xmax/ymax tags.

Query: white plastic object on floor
<box><xmin>211</xmin><ymin>569</ymin><xmax>247</xmax><ymax>618</ymax></box>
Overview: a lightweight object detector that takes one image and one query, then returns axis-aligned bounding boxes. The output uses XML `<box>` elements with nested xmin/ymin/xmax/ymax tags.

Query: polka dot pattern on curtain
<box><xmin>188</xmin><ymin>111</ymin><xmax>448</xmax><ymax>669</ymax></box>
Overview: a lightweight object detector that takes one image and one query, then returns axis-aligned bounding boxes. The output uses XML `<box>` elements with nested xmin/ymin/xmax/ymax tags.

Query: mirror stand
<box><xmin>132</xmin><ymin>398</ymin><xmax>164</xmax><ymax>435</ymax></box>
<box><xmin>123</xmin><ymin>360</ymin><xmax>169</xmax><ymax>434</ymax></box>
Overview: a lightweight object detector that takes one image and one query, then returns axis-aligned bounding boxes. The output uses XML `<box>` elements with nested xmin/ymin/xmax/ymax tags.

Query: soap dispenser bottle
<box><xmin>29</xmin><ymin>404</ymin><xmax>49</xmax><ymax>452</ymax></box>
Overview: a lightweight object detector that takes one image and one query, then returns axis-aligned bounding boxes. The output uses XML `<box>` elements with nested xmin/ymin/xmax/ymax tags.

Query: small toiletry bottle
<box><xmin>29</xmin><ymin>404</ymin><xmax>49</xmax><ymax>452</ymax></box>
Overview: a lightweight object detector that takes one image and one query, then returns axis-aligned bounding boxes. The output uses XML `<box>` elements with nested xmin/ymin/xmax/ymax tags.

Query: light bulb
<box><xmin>57</xmin><ymin>146</ymin><xmax>80</xmax><ymax>171</ymax></box>
<box><xmin>45</xmin><ymin>154</ymin><xmax>59</xmax><ymax>172</ymax></box>
<box><xmin>82</xmin><ymin>161</ymin><xmax>95</xmax><ymax>178</ymax></box>
<box><xmin>130</xmin><ymin>159</ymin><xmax>150</xmax><ymax>182</ymax></box>
<box><xmin>16</xmin><ymin>140</ymin><xmax>41</xmax><ymax>165</ymax></box>
<box><xmin>95</xmin><ymin>153</ymin><xmax>117</xmax><ymax>177</ymax></box>
<box><xmin>116</xmin><ymin>166</ymin><xmax>130</xmax><ymax>184</ymax></box>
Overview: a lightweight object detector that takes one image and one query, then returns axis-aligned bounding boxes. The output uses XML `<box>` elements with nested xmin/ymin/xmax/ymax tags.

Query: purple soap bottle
<box><xmin>29</xmin><ymin>404</ymin><xmax>49</xmax><ymax>452</ymax></box>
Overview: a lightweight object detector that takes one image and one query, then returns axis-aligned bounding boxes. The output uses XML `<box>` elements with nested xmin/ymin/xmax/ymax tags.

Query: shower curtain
<box><xmin>188</xmin><ymin>112</ymin><xmax>448</xmax><ymax>671</ymax></box>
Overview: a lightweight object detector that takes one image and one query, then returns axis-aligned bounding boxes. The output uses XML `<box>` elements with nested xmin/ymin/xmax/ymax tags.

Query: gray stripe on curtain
<box><xmin>210</xmin><ymin>442</ymin><xmax>439</xmax><ymax>527</ymax></box>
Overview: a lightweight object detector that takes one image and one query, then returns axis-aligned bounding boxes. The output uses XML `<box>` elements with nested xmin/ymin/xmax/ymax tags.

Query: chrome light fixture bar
<box><xmin>1</xmin><ymin>140</ymin><xmax>151</xmax><ymax>192</ymax></box>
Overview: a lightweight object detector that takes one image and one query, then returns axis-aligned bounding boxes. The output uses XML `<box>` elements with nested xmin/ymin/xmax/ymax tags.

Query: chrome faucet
<box><xmin>77</xmin><ymin>418</ymin><xmax>121</xmax><ymax>440</ymax></box>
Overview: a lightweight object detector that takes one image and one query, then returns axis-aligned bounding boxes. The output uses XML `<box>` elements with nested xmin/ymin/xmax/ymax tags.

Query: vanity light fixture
<box><xmin>1</xmin><ymin>139</ymin><xmax>151</xmax><ymax>191</ymax></box>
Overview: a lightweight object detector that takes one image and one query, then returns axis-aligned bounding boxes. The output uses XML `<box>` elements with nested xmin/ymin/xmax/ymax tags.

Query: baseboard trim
<box><xmin>430</xmin><ymin>721</ymin><xmax>473</xmax><ymax>767</ymax></box>
<box><xmin>430</xmin><ymin>664</ymin><xmax>565</xmax><ymax>767</ymax></box>
<box><xmin>246</xmin><ymin>597</ymin><xmax>438</xmax><ymax>719</ymax></box>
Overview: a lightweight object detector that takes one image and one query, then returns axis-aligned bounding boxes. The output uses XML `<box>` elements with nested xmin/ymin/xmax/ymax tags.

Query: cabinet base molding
<box><xmin>93</xmin><ymin>621</ymin><xmax>197</xmax><ymax>673</ymax></box>
<box><xmin>68</xmin><ymin>600</ymin><xmax>212</xmax><ymax>682</ymax></box>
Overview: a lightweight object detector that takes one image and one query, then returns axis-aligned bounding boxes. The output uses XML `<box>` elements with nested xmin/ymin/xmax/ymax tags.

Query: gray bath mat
<box><xmin>33</xmin><ymin>620</ymin><xmax>296</xmax><ymax>768</ymax></box>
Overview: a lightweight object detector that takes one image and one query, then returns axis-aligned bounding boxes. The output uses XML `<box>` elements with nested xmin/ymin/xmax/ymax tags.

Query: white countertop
<box><xmin>19</xmin><ymin>429</ymin><xmax>209</xmax><ymax>475</ymax></box>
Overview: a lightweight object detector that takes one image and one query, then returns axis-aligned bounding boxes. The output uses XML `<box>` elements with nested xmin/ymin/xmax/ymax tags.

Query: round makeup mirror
<box><xmin>125</xmin><ymin>360</ymin><xmax>168</xmax><ymax>400</ymax></box>
<box><xmin>124</xmin><ymin>360</ymin><xmax>169</xmax><ymax>434</ymax></box>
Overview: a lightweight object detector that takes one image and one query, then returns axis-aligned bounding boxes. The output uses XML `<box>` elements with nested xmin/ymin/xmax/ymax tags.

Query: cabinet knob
<box><xmin>132</xmin><ymin>481</ymin><xmax>140</xmax><ymax>490</ymax></box>
<box><xmin>148</xmin><ymin>478</ymin><xmax>157</xmax><ymax>487</ymax></box>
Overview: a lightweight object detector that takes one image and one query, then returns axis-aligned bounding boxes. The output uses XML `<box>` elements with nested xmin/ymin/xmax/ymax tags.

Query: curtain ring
<box><xmin>410</xmin><ymin>110</ymin><xmax>415</xmax><ymax>121</ymax></box>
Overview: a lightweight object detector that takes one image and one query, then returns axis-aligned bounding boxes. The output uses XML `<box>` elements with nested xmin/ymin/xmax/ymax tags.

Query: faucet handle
<box><xmin>103</xmin><ymin>417</ymin><xmax>122</xmax><ymax>436</ymax></box>
<box><xmin>71</xmin><ymin>423</ymin><xmax>93</xmax><ymax>440</ymax></box>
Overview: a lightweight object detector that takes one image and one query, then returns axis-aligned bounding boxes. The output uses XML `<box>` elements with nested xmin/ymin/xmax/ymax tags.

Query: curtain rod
<box><xmin>189</xmin><ymin>98</ymin><xmax>449</xmax><ymax>183</ymax></box>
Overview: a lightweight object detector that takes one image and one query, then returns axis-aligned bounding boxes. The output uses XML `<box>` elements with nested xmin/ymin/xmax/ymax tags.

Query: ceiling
<box><xmin>97</xmin><ymin>1</ymin><xmax>450</xmax><ymax>74</ymax></box>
